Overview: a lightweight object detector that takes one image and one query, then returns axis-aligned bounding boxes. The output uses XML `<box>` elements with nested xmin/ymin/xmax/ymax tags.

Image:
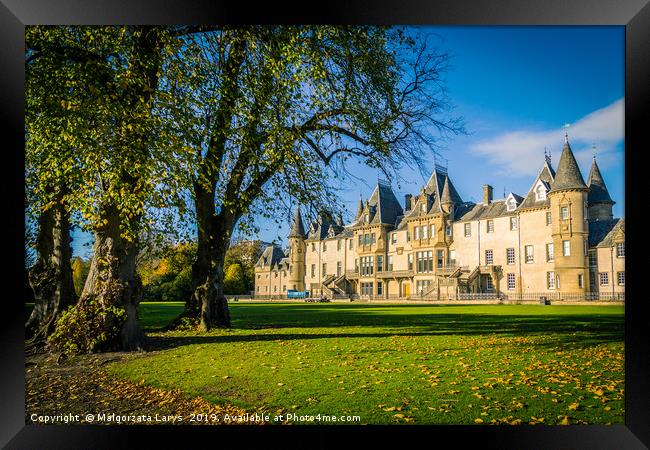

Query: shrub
<box><xmin>47</xmin><ymin>296</ymin><xmax>126</xmax><ymax>355</ymax></box>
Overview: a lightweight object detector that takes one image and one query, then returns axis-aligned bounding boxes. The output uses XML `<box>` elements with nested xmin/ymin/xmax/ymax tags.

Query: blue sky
<box><xmin>71</xmin><ymin>26</ymin><xmax>625</xmax><ymax>258</ymax></box>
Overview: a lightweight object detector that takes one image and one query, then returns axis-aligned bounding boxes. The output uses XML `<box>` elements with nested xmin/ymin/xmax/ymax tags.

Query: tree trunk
<box><xmin>189</xmin><ymin>186</ymin><xmax>232</xmax><ymax>331</ymax></box>
<box><xmin>26</xmin><ymin>197</ymin><xmax>76</xmax><ymax>344</ymax></box>
<box><xmin>80</xmin><ymin>203</ymin><xmax>145</xmax><ymax>351</ymax></box>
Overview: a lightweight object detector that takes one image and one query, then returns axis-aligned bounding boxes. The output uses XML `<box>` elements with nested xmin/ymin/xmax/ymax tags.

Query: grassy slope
<box><xmin>108</xmin><ymin>302</ymin><xmax>624</xmax><ymax>425</ymax></box>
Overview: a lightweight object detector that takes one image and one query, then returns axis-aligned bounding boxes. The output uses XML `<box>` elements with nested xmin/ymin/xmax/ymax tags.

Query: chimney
<box><xmin>404</xmin><ymin>194</ymin><xmax>412</xmax><ymax>211</ymax></box>
<box><xmin>483</xmin><ymin>185</ymin><xmax>493</xmax><ymax>205</ymax></box>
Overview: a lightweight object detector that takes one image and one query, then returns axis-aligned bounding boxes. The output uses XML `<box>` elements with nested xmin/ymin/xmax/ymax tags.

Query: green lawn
<box><xmin>107</xmin><ymin>302</ymin><xmax>625</xmax><ymax>425</ymax></box>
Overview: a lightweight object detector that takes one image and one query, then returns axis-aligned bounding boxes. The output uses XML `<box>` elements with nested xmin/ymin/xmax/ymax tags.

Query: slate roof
<box><xmin>519</xmin><ymin>160</ymin><xmax>556</xmax><ymax>210</ymax></box>
<box><xmin>356</xmin><ymin>182</ymin><xmax>404</xmax><ymax>227</ymax></box>
<box><xmin>307</xmin><ymin>211</ymin><xmax>344</xmax><ymax>240</ymax></box>
<box><xmin>454</xmin><ymin>199</ymin><xmax>518</xmax><ymax>222</ymax></box>
<box><xmin>255</xmin><ymin>244</ymin><xmax>286</xmax><ymax>268</ymax></box>
<box><xmin>550</xmin><ymin>138</ymin><xmax>588</xmax><ymax>192</ymax></box>
<box><xmin>587</xmin><ymin>158</ymin><xmax>615</xmax><ymax>205</ymax></box>
<box><xmin>425</xmin><ymin>167</ymin><xmax>463</xmax><ymax>206</ymax></box>
<box><xmin>588</xmin><ymin>218</ymin><xmax>624</xmax><ymax>247</ymax></box>
<box><xmin>288</xmin><ymin>207</ymin><xmax>306</xmax><ymax>238</ymax></box>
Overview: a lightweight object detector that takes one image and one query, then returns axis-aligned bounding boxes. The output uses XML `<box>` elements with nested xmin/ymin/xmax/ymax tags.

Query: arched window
<box><xmin>535</xmin><ymin>184</ymin><xmax>546</xmax><ymax>201</ymax></box>
<box><xmin>506</xmin><ymin>198</ymin><xmax>516</xmax><ymax>211</ymax></box>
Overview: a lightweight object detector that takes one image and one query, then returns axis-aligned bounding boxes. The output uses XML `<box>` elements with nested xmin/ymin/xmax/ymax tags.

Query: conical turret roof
<box><xmin>288</xmin><ymin>207</ymin><xmax>305</xmax><ymax>238</ymax></box>
<box><xmin>441</xmin><ymin>176</ymin><xmax>453</xmax><ymax>204</ymax></box>
<box><xmin>550</xmin><ymin>136</ymin><xmax>587</xmax><ymax>192</ymax></box>
<box><xmin>587</xmin><ymin>157</ymin><xmax>614</xmax><ymax>204</ymax></box>
<box><xmin>354</xmin><ymin>195</ymin><xmax>364</xmax><ymax>220</ymax></box>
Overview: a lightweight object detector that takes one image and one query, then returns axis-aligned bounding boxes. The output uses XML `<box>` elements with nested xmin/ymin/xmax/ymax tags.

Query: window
<box><xmin>377</xmin><ymin>256</ymin><xmax>384</xmax><ymax>272</ymax></box>
<box><xmin>337</xmin><ymin>239</ymin><xmax>341</xmax><ymax>251</ymax></box>
<box><xmin>464</xmin><ymin>223</ymin><xmax>471</xmax><ymax>237</ymax></box>
<box><xmin>584</xmin><ymin>202</ymin><xmax>588</xmax><ymax>220</ymax></box>
<box><xmin>416</xmin><ymin>280</ymin><xmax>431</xmax><ymax>295</ymax></box>
<box><xmin>420</xmin><ymin>203</ymin><xmax>427</xmax><ymax>212</ymax></box>
<box><xmin>323</xmin><ymin>242</ymin><xmax>327</xmax><ymax>252</ymax></box>
<box><xmin>406</xmin><ymin>230</ymin><xmax>411</xmax><ymax>242</ymax></box>
<box><xmin>525</xmin><ymin>245</ymin><xmax>534</xmax><ymax>263</ymax></box>
<box><xmin>371</xmin><ymin>233</ymin><xmax>376</xmax><ymax>245</ymax></box>
<box><xmin>422</xmin><ymin>225</ymin><xmax>428</xmax><ymax>239</ymax></box>
<box><xmin>377</xmin><ymin>281</ymin><xmax>383</xmax><ymax>296</ymax></box>
<box><xmin>275</xmin><ymin>272</ymin><xmax>278</xmax><ymax>278</ymax></box>
<box><xmin>337</xmin><ymin>261</ymin><xmax>342</xmax><ymax>277</ymax></box>
<box><xmin>349</xmin><ymin>239</ymin><xmax>353</xmax><ymax>250</ymax></box>
<box><xmin>485</xmin><ymin>249</ymin><xmax>493</xmax><ymax>265</ymax></box>
<box><xmin>546</xmin><ymin>212</ymin><xmax>552</xmax><ymax>226</ymax></box>
<box><xmin>391</xmin><ymin>233</ymin><xmax>397</xmax><ymax>244</ymax></box>
<box><xmin>599</xmin><ymin>272</ymin><xmax>609</xmax><ymax>286</ymax></box>
<box><xmin>616</xmin><ymin>243</ymin><xmax>625</xmax><ymax>257</ymax></box>
<box><xmin>535</xmin><ymin>184</ymin><xmax>546</xmax><ymax>201</ymax></box>
<box><xmin>560</xmin><ymin>206</ymin><xmax>569</xmax><ymax>220</ymax></box>
<box><xmin>257</xmin><ymin>274</ymin><xmax>261</xmax><ymax>279</ymax></box>
<box><xmin>446</xmin><ymin>225</ymin><xmax>452</xmax><ymax>236</ymax></box>
<box><xmin>578</xmin><ymin>274</ymin><xmax>583</xmax><ymax>288</ymax></box>
<box><xmin>449</xmin><ymin>249</ymin><xmax>456</xmax><ymax>265</ymax></box>
<box><xmin>487</xmin><ymin>220</ymin><xmax>494</xmax><ymax>233</ymax></box>
<box><xmin>562</xmin><ymin>240</ymin><xmax>570</xmax><ymax>256</ymax></box>
<box><xmin>507</xmin><ymin>273</ymin><xmax>515</xmax><ymax>290</ymax></box>
<box><xmin>589</xmin><ymin>251</ymin><xmax>597</xmax><ymax>268</ymax></box>
<box><xmin>506</xmin><ymin>198</ymin><xmax>516</xmax><ymax>211</ymax></box>
<box><xmin>312</xmin><ymin>243</ymin><xmax>316</xmax><ymax>252</ymax></box>
<box><xmin>283</xmin><ymin>285</ymin><xmax>286</xmax><ymax>292</ymax></box>
<box><xmin>361</xmin><ymin>282</ymin><xmax>374</xmax><ymax>296</ymax></box>
<box><xmin>358</xmin><ymin>235</ymin><xmax>363</xmax><ymax>246</ymax></box>
<box><xmin>407</xmin><ymin>254</ymin><xmax>413</xmax><ymax>271</ymax></box>
<box><xmin>431</xmin><ymin>224</ymin><xmax>436</xmax><ymax>237</ymax></box>
<box><xmin>364</xmin><ymin>234</ymin><xmax>369</xmax><ymax>246</ymax></box>
<box><xmin>355</xmin><ymin>259</ymin><xmax>359</xmax><ymax>273</ymax></box>
<box><xmin>506</xmin><ymin>248</ymin><xmax>515</xmax><ymax>265</ymax></box>
<box><xmin>510</xmin><ymin>217</ymin><xmax>518</xmax><ymax>230</ymax></box>
<box><xmin>414</xmin><ymin>226</ymin><xmax>420</xmax><ymax>240</ymax></box>
<box><xmin>364</xmin><ymin>214</ymin><xmax>369</xmax><ymax>223</ymax></box>
<box><xmin>546</xmin><ymin>243</ymin><xmax>554</xmax><ymax>262</ymax></box>
<box><xmin>486</xmin><ymin>276</ymin><xmax>493</xmax><ymax>291</ymax></box>
<box><xmin>360</xmin><ymin>257</ymin><xmax>374</xmax><ymax>276</ymax></box>
<box><xmin>388</xmin><ymin>255</ymin><xmax>394</xmax><ymax>271</ymax></box>
<box><xmin>584</xmin><ymin>239</ymin><xmax>588</xmax><ymax>257</ymax></box>
<box><xmin>322</xmin><ymin>263</ymin><xmax>327</xmax><ymax>276</ymax></box>
<box><xmin>416</xmin><ymin>251</ymin><xmax>434</xmax><ymax>273</ymax></box>
<box><xmin>617</xmin><ymin>271</ymin><xmax>625</xmax><ymax>285</ymax></box>
<box><xmin>547</xmin><ymin>271</ymin><xmax>556</xmax><ymax>289</ymax></box>
<box><xmin>274</xmin><ymin>285</ymin><xmax>277</xmax><ymax>292</ymax></box>
<box><xmin>556</xmin><ymin>275</ymin><xmax>561</xmax><ymax>289</ymax></box>
<box><xmin>437</xmin><ymin>250</ymin><xmax>445</xmax><ymax>268</ymax></box>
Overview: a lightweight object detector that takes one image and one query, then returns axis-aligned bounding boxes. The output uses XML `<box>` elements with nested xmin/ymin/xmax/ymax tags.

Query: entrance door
<box><xmin>403</xmin><ymin>283</ymin><xmax>410</xmax><ymax>297</ymax></box>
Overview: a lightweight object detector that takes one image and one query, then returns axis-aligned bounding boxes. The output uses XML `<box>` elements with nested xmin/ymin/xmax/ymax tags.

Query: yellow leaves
<box><xmin>474</xmin><ymin>418</ymin><xmax>484</xmax><ymax>424</ymax></box>
<box><xmin>277</xmin><ymin>383</ymin><xmax>285</xmax><ymax>387</ymax></box>
<box><xmin>594</xmin><ymin>388</ymin><xmax>605</xmax><ymax>396</ymax></box>
<box><xmin>568</xmin><ymin>402</ymin><xmax>580</xmax><ymax>411</ymax></box>
<box><xmin>223</xmin><ymin>375</ymin><xmax>232</xmax><ymax>380</ymax></box>
<box><xmin>559</xmin><ymin>416</ymin><xmax>570</xmax><ymax>425</ymax></box>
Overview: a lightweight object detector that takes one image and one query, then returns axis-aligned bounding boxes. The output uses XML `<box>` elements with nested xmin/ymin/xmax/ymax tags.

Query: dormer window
<box><xmin>365</xmin><ymin>214</ymin><xmax>369</xmax><ymax>223</ymax></box>
<box><xmin>505</xmin><ymin>193</ymin><xmax>519</xmax><ymax>212</ymax></box>
<box><xmin>535</xmin><ymin>182</ymin><xmax>547</xmax><ymax>201</ymax></box>
<box><xmin>420</xmin><ymin>203</ymin><xmax>427</xmax><ymax>213</ymax></box>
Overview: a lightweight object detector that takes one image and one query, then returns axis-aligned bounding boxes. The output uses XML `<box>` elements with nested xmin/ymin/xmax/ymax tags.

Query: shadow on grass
<box><xmin>144</xmin><ymin>311</ymin><xmax>623</xmax><ymax>352</ymax></box>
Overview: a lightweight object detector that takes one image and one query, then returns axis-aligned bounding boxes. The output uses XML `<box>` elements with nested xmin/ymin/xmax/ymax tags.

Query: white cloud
<box><xmin>469</xmin><ymin>98</ymin><xmax>624</xmax><ymax>177</ymax></box>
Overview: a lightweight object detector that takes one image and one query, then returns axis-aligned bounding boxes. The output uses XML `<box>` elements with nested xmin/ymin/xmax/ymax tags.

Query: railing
<box><xmin>502</xmin><ymin>291</ymin><xmax>624</xmax><ymax>302</ymax></box>
<box><xmin>457</xmin><ymin>292</ymin><xmax>505</xmax><ymax>300</ymax></box>
<box><xmin>345</xmin><ymin>270</ymin><xmax>359</xmax><ymax>279</ymax></box>
<box><xmin>376</xmin><ymin>270</ymin><xmax>414</xmax><ymax>278</ymax></box>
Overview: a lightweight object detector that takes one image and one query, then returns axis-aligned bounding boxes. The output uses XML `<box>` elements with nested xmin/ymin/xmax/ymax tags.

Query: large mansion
<box><xmin>254</xmin><ymin>137</ymin><xmax>625</xmax><ymax>300</ymax></box>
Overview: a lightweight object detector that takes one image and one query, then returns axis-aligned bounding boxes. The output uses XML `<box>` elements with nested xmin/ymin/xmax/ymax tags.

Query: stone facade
<box><xmin>255</xmin><ymin>137</ymin><xmax>624</xmax><ymax>300</ymax></box>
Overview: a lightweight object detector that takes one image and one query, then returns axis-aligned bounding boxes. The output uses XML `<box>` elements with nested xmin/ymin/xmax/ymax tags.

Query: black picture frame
<box><xmin>2</xmin><ymin>1</ymin><xmax>648</xmax><ymax>448</ymax></box>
